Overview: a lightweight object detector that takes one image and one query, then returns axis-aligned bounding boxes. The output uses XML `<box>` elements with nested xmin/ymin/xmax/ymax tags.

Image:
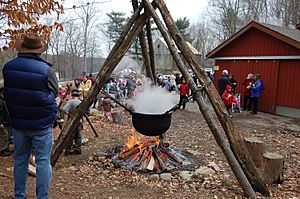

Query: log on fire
<box><xmin>114</xmin><ymin>140</ymin><xmax>188</xmax><ymax>172</ymax></box>
<box><xmin>119</xmin><ymin>146</ymin><xmax>140</xmax><ymax>159</ymax></box>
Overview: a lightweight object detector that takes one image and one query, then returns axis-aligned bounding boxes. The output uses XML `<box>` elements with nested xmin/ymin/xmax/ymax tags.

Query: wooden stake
<box><xmin>84</xmin><ymin>114</ymin><xmax>99</xmax><ymax>137</ymax></box>
<box><xmin>143</xmin><ymin>1</ymin><xmax>256</xmax><ymax>198</ymax></box>
<box><xmin>151</xmin><ymin>0</ymin><xmax>269</xmax><ymax>196</ymax></box>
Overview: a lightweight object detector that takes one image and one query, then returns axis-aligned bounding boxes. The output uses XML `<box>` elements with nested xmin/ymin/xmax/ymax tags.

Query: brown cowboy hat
<box><xmin>15</xmin><ymin>33</ymin><xmax>48</xmax><ymax>54</ymax></box>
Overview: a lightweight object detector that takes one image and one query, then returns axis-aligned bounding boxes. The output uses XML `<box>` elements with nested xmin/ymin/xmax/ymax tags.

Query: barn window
<box><xmin>157</xmin><ymin>44</ymin><xmax>160</xmax><ymax>48</ymax></box>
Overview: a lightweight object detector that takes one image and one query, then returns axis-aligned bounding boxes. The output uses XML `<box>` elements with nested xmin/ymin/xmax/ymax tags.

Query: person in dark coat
<box><xmin>3</xmin><ymin>33</ymin><xmax>58</xmax><ymax>198</ymax></box>
<box><xmin>228</xmin><ymin>74</ymin><xmax>237</xmax><ymax>92</ymax></box>
<box><xmin>175</xmin><ymin>73</ymin><xmax>181</xmax><ymax>85</ymax></box>
<box><xmin>218</xmin><ymin>69</ymin><xmax>233</xmax><ymax>96</ymax></box>
<box><xmin>192</xmin><ymin>73</ymin><xmax>198</xmax><ymax>87</ymax></box>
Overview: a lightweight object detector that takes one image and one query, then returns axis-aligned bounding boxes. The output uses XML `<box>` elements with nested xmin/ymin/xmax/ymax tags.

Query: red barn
<box><xmin>207</xmin><ymin>21</ymin><xmax>300</xmax><ymax>117</ymax></box>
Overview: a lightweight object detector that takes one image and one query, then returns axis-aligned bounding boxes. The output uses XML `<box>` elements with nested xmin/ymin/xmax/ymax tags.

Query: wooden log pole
<box><xmin>146</xmin><ymin>19</ymin><xmax>157</xmax><ymax>83</ymax></box>
<box><xmin>151</xmin><ymin>0</ymin><xmax>269</xmax><ymax>196</ymax></box>
<box><xmin>132</xmin><ymin>0</ymin><xmax>153</xmax><ymax>80</ymax></box>
<box><xmin>143</xmin><ymin>1</ymin><xmax>256</xmax><ymax>198</ymax></box>
<box><xmin>244</xmin><ymin>137</ymin><xmax>265</xmax><ymax>168</ymax></box>
<box><xmin>50</xmin><ymin>2</ymin><xmax>157</xmax><ymax>167</ymax></box>
<box><xmin>262</xmin><ymin>152</ymin><xmax>284</xmax><ymax>184</ymax></box>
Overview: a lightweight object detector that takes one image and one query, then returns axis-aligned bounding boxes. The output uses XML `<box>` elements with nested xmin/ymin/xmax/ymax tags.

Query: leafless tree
<box><xmin>63</xmin><ymin>20</ymin><xmax>84</xmax><ymax>79</ymax></box>
<box><xmin>208</xmin><ymin>0</ymin><xmax>244</xmax><ymax>41</ymax></box>
<box><xmin>49</xmin><ymin>28</ymin><xmax>63</xmax><ymax>79</ymax></box>
<box><xmin>188</xmin><ymin>21</ymin><xmax>218</xmax><ymax>65</ymax></box>
<box><xmin>269</xmin><ymin>0</ymin><xmax>300</xmax><ymax>27</ymax></box>
<box><xmin>241</xmin><ymin>0</ymin><xmax>269</xmax><ymax>23</ymax></box>
<box><xmin>75</xmin><ymin>0</ymin><xmax>99</xmax><ymax>73</ymax></box>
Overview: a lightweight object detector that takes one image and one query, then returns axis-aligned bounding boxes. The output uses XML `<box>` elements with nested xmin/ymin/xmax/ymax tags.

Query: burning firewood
<box><xmin>146</xmin><ymin>156</ymin><xmax>155</xmax><ymax>170</ymax></box>
<box><xmin>110</xmin><ymin>128</ymin><xmax>198</xmax><ymax>173</ymax></box>
<box><xmin>152</xmin><ymin>148</ymin><xmax>167</xmax><ymax>171</ymax></box>
<box><xmin>119</xmin><ymin>146</ymin><xmax>140</xmax><ymax>159</ymax></box>
<box><xmin>159</xmin><ymin>147</ymin><xmax>183</xmax><ymax>164</ymax></box>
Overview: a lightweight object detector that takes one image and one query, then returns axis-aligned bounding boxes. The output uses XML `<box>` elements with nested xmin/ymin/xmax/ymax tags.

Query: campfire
<box><xmin>112</xmin><ymin>129</ymin><xmax>193</xmax><ymax>173</ymax></box>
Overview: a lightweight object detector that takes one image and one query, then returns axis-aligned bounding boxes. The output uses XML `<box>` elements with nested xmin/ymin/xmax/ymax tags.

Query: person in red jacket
<box><xmin>222</xmin><ymin>85</ymin><xmax>236</xmax><ymax>117</ymax></box>
<box><xmin>242</xmin><ymin>73</ymin><xmax>255</xmax><ymax>111</ymax></box>
<box><xmin>179</xmin><ymin>78</ymin><xmax>189</xmax><ymax>109</ymax></box>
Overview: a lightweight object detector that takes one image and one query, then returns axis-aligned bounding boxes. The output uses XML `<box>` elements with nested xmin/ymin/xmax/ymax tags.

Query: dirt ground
<box><xmin>0</xmin><ymin>102</ymin><xmax>299</xmax><ymax>199</ymax></box>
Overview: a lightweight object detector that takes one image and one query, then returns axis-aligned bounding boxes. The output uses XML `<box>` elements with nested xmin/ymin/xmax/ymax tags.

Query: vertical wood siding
<box><xmin>276</xmin><ymin>60</ymin><xmax>300</xmax><ymax>109</ymax></box>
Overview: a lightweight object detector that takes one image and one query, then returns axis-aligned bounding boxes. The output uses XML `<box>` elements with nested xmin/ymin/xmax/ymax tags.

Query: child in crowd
<box><xmin>222</xmin><ymin>85</ymin><xmax>236</xmax><ymax>117</ymax></box>
<box><xmin>179</xmin><ymin>78</ymin><xmax>189</xmax><ymax>110</ymax></box>
<box><xmin>101</xmin><ymin>96</ymin><xmax>114</xmax><ymax>120</ymax></box>
<box><xmin>61</xmin><ymin>89</ymin><xmax>82</xmax><ymax>155</ymax></box>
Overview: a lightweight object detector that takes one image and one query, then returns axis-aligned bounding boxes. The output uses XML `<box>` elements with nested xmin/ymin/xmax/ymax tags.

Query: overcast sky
<box><xmin>63</xmin><ymin>0</ymin><xmax>208</xmax><ymax>23</ymax></box>
<box><xmin>60</xmin><ymin>0</ymin><xmax>208</xmax><ymax>55</ymax></box>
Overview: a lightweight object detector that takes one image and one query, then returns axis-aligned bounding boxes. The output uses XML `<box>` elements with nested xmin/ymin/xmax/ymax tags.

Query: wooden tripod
<box><xmin>50</xmin><ymin>1</ymin><xmax>270</xmax><ymax>198</ymax></box>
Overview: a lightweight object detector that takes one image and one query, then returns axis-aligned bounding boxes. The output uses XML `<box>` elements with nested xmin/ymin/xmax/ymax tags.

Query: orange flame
<box><xmin>124</xmin><ymin>128</ymin><xmax>160</xmax><ymax>151</ymax></box>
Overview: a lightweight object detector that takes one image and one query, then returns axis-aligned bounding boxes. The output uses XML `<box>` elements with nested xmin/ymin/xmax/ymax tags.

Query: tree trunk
<box><xmin>143</xmin><ymin>1</ymin><xmax>256</xmax><ymax>198</ymax></box>
<box><xmin>50</xmin><ymin>2</ymin><xmax>157</xmax><ymax>167</ymax></box>
<box><xmin>262</xmin><ymin>152</ymin><xmax>284</xmax><ymax>184</ymax></box>
<box><xmin>152</xmin><ymin>0</ymin><xmax>269</xmax><ymax>196</ymax></box>
<box><xmin>244</xmin><ymin>137</ymin><xmax>265</xmax><ymax>168</ymax></box>
<box><xmin>132</xmin><ymin>0</ymin><xmax>153</xmax><ymax>80</ymax></box>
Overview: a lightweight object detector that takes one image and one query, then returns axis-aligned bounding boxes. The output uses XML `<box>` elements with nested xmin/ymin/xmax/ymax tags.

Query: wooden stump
<box><xmin>112</xmin><ymin>110</ymin><xmax>126</xmax><ymax>124</ymax></box>
<box><xmin>262</xmin><ymin>152</ymin><xmax>284</xmax><ymax>184</ymax></box>
<box><xmin>244</xmin><ymin>137</ymin><xmax>265</xmax><ymax>168</ymax></box>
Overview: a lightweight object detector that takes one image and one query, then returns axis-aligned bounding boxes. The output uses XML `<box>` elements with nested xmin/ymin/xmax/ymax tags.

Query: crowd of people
<box><xmin>218</xmin><ymin>69</ymin><xmax>265</xmax><ymax>117</ymax></box>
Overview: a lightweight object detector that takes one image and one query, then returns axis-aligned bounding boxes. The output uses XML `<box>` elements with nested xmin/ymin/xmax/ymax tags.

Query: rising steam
<box><xmin>128</xmin><ymin>78</ymin><xmax>178</xmax><ymax>114</ymax></box>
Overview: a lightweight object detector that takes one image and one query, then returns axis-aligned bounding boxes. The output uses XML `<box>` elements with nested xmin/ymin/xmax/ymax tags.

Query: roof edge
<box><xmin>207</xmin><ymin>21</ymin><xmax>300</xmax><ymax>58</ymax></box>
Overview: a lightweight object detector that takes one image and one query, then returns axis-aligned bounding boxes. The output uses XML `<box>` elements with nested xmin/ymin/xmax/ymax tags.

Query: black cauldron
<box><xmin>131</xmin><ymin>112</ymin><xmax>172</xmax><ymax>136</ymax></box>
<box><xmin>101</xmin><ymin>90</ymin><xmax>180</xmax><ymax>137</ymax></box>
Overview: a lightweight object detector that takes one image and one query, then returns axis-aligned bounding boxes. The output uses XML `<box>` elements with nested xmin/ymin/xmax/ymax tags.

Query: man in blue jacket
<box><xmin>250</xmin><ymin>74</ymin><xmax>264</xmax><ymax>114</ymax></box>
<box><xmin>3</xmin><ymin>33</ymin><xmax>58</xmax><ymax>199</ymax></box>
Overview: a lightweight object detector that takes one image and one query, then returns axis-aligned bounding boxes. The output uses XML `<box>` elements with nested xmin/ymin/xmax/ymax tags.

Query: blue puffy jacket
<box><xmin>3</xmin><ymin>53</ymin><xmax>58</xmax><ymax>130</ymax></box>
<box><xmin>250</xmin><ymin>79</ymin><xmax>263</xmax><ymax>98</ymax></box>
